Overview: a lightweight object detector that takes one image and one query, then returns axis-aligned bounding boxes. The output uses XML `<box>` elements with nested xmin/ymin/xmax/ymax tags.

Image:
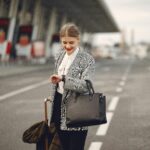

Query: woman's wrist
<box><xmin>62</xmin><ymin>75</ymin><xmax>65</xmax><ymax>82</ymax></box>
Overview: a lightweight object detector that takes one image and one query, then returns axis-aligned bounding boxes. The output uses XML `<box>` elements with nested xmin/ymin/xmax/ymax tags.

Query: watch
<box><xmin>62</xmin><ymin>75</ymin><xmax>65</xmax><ymax>82</ymax></box>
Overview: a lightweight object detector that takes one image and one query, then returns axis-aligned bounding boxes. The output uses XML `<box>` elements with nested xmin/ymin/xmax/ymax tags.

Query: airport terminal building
<box><xmin>0</xmin><ymin>0</ymin><xmax>119</xmax><ymax>62</ymax></box>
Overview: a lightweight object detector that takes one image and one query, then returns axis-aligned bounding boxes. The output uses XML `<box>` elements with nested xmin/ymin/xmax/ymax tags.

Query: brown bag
<box><xmin>22</xmin><ymin>98</ymin><xmax>62</xmax><ymax>150</ymax></box>
<box><xmin>22</xmin><ymin>121</ymin><xmax>48</xmax><ymax>143</ymax></box>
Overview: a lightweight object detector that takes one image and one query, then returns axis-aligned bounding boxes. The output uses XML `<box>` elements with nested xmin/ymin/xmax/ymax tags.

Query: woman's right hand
<box><xmin>49</xmin><ymin>74</ymin><xmax>62</xmax><ymax>84</ymax></box>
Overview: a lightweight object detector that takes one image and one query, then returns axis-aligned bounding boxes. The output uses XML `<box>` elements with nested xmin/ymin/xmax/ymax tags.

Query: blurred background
<box><xmin>0</xmin><ymin>0</ymin><xmax>150</xmax><ymax>150</ymax></box>
<box><xmin>0</xmin><ymin>0</ymin><xmax>149</xmax><ymax>63</ymax></box>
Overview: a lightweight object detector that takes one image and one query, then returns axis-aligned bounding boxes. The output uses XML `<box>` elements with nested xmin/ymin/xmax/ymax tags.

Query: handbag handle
<box><xmin>85</xmin><ymin>80</ymin><xmax>95</xmax><ymax>94</ymax></box>
<box><xmin>63</xmin><ymin>80</ymin><xmax>95</xmax><ymax>101</ymax></box>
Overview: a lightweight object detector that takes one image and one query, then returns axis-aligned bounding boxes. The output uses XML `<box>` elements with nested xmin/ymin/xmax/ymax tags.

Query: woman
<box><xmin>49</xmin><ymin>23</ymin><xmax>95</xmax><ymax>150</ymax></box>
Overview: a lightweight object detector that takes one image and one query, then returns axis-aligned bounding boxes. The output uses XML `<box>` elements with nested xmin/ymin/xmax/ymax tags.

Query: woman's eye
<box><xmin>69</xmin><ymin>41</ymin><xmax>74</xmax><ymax>44</ymax></box>
<box><xmin>63</xmin><ymin>41</ymin><xmax>67</xmax><ymax>44</ymax></box>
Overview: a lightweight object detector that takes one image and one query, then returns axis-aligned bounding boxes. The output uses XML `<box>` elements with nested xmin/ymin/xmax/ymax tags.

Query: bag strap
<box><xmin>64</xmin><ymin>80</ymin><xmax>95</xmax><ymax>101</ymax></box>
<box><xmin>85</xmin><ymin>80</ymin><xmax>95</xmax><ymax>94</ymax></box>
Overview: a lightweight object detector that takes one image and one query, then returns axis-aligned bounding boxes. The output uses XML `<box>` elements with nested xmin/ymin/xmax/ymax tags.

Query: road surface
<box><xmin>0</xmin><ymin>56</ymin><xmax>150</xmax><ymax>150</ymax></box>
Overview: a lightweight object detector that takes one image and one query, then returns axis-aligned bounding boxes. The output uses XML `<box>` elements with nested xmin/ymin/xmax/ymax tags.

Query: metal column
<box><xmin>32</xmin><ymin>0</ymin><xmax>42</xmax><ymax>40</ymax></box>
<box><xmin>19</xmin><ymin>0</ymin><xmax>28</xmax><ymax>25</ymax></box>
<box><xmin>8</xmin><ymin>0</ymin><xmax>19</xmax><ymax>42</ymax></box>
<box><xmin>45</xmin><ymin>8</ymin><xmax>57</xmax><ymax>58</ymax></box>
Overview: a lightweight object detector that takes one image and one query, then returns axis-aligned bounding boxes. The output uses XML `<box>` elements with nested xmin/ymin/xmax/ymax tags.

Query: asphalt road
<box><xmin>0</xmin><ymin>56</ymin><xmax>150</xmax><ymax>150</ymax></box>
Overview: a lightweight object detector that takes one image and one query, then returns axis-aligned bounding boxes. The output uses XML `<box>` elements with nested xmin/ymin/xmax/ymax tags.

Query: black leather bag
<box><xmin>65</xmin><ymin>80</ymin><xmax>107</xmax><ymax>127</ymax></box>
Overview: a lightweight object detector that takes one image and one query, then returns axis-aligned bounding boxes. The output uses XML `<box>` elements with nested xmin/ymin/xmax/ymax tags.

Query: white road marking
<box><xmin>89</xmin><ymin>64</ymin><xmax>133</xmax><ymax>150</ymax></box>
<box><xmin>121</xmin><ymin>76</ymin><xmax>127</xmax><ymax>81</ymax></box>
<box><xmin>116</xmin><ymin>87</ymin><xmax>122</xmax><ymax>92</ymax></box>
<box><xmin>96</xmin><ymin>112</ymin><xmax>113</xmax><ymax>136</ymax></box>
<box><xmin>119</xmin><ymin>81</ymin><xmax>125</xmax><ymax>86</ymax></box>
<box><xmin>126</xmin><ymin>65</ymin><xmax>131</xmax><ymax>74</ymax></box>
<box><xmin>0</xmin><ymin>80</ymin><xmax>48</xmax><ymax>101</ymax></box>
<box><xmin>88</xmin><ymin>142</ymin><xmax>103</xmax><ymax>150</ymax></box>
<box><xmin>108</xmin><ymin>96</ymin><xmax>120</xmax><ymax>111</ymax></box>
<box><xmin>121</xmin><ymin>64</ymin><xmax>132</xmax><ymax>82</ymax></box>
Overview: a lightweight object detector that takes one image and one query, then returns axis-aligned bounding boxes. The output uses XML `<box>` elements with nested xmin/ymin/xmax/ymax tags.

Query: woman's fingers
<box><xmin>49</xmin><ymin>75</ymin><xmax>62</xmax><ymax>84</ymax></box>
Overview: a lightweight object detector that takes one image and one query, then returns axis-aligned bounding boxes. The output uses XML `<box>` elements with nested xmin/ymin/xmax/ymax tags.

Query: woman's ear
<box><xmin>77</xmin><ymin>37</ymin><xmax>80</xmax><ymax>44</ymax></box>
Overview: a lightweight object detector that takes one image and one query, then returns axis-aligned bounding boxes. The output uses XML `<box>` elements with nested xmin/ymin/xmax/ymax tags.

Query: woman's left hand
<box><xmin>49</xmin><ymin>74</ymin><xmax>62</xmax><ymax>84</ymax></box>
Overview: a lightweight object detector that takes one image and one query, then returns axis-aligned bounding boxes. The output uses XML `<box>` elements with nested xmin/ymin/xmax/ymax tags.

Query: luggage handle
<box><xmin>44</xmin><ymin>97</ymin><xmax>52</xmax><ymax>123</ymax></box>
<box><xmin>44</xmin><ymin>97</ymin><xmax>52</xmax><ymax>150</ymax></box>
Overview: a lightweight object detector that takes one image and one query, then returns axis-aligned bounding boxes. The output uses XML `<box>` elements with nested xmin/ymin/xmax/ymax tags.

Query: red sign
<box><xmin>0</xmin><ymin>18</ymin><xmax>10</xmax><ymax>43</ymax></box>
<box><xmin>17</xmin><ymin>25</ymin><xmax>33</xmax><ymax>46</ymax></box>
<box><xmin>0</xmin><ymin>18</ymin><xmax>9</xmax><ymax>26</ymax></box>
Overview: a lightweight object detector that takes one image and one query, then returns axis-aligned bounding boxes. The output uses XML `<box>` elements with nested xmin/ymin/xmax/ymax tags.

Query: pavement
<box><xmin>0</xmin><ymin>61</ymin><xmax>54</xmax><ymax>78</ymax></box>
<box><xmin>1</xmin><ymin>54</ymin><xmax>150</xmax><ymax>150</ymax></box>
<box><xmin>0</xmin><ymin>51</ymin><xmax>149</xmax><ymax>78</ymax></box>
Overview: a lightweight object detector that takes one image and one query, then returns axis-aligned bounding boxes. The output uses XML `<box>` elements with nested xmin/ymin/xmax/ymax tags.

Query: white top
<box><xmin>57</xmin><ymin>47</ymin><xmax>79</xmax><ymax>94</ymax></box>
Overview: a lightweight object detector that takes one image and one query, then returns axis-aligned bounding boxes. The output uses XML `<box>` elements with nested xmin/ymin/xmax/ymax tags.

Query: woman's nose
<box><xmin>66</xmin><ymin>44</ymin><xmax>71</xmax><ymax>48</ymax></box>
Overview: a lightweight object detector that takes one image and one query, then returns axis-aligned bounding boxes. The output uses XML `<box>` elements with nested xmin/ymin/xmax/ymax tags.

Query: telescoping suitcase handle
<box><xmin>44</xmin><ymin>97</ymin><xmax>52</xmax><ymax>123</ymax></box>
<box><xmin>44</xmin><ymin>97</ymin><xmax>52</xmax><ymax>150</ymax></box>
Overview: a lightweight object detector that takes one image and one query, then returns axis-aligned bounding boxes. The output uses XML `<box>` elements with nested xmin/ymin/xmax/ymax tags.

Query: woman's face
<box><xmin>61</xmin><ymin>36</ymin><xmax>79</xmax><ymax>55</ymax></box>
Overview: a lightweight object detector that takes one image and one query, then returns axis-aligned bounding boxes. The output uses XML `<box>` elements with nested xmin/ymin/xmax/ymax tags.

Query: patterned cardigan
<box><xmin>49</xmin><ymin>48</ymin><xmax>95</xmax><ymax>131</ymax></box>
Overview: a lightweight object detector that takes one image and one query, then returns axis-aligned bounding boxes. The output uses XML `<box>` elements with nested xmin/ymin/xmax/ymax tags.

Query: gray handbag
<box><xmin>65</xmin><ymin>80</ymin><xmax>107</xmax><ymax>127</ymax></box>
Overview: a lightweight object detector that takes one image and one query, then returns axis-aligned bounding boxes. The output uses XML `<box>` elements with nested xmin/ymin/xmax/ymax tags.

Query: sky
<box><xmin>93</xmin><ymin>0</ymin><xmax>150</xmax><ymax>46</ymax></box>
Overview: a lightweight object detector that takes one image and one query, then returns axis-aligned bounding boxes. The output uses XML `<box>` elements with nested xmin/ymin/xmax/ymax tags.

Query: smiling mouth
<box><xmin>65</xmin><ymin>48</ymin><xmax>73</xmax><ymax>51</ymax></box>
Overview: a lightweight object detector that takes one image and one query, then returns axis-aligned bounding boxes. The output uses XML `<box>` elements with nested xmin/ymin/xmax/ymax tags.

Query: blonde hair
<box><xmin>59</xmin><ymin>23</ymin><xmax>80</xmax><ymax>38</ymax></box>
